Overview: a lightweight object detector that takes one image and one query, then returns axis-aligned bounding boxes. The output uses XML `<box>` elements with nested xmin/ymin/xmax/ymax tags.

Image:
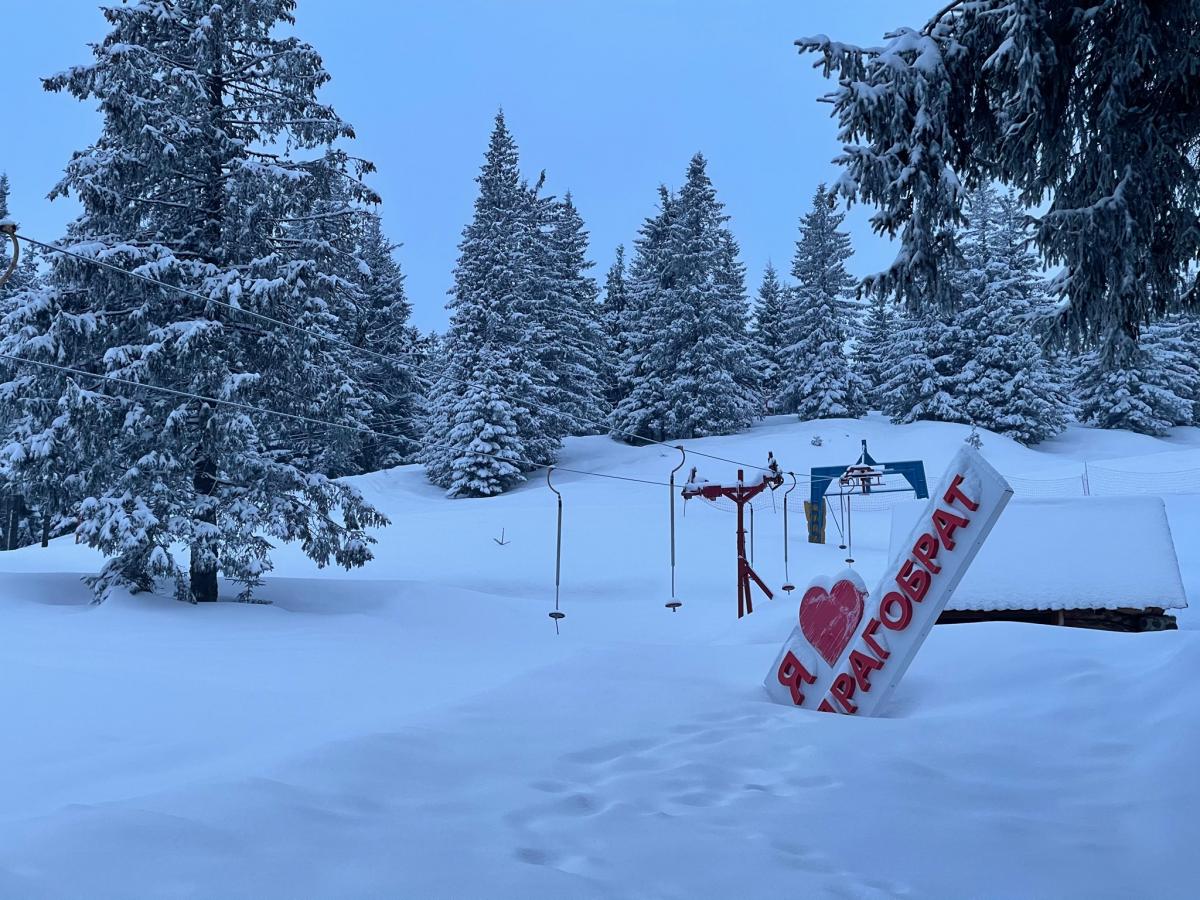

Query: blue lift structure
<box><xmin>805</xmin><ymin>440</ymin><xmax>929</xmax><ymax>543</ymax></box>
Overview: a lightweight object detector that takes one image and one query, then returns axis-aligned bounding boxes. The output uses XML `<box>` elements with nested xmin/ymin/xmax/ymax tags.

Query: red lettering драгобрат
<box><xmin>896</xmin><ymin>559</ymin><xmax>931</xmax><ymax>604</ymax></box>
<box><xmin>776</xmin><ymin>650</ymin><xmax>817</xmax><ymax>706</ymax></box>
<box><xmin>932</xmin><ymin>507</ymin><xmax>970</xmax><ymax>550</ymax></box>
<box><xmin>849</xmin><ymin>649</ymin><xmax>884</xmax><ymax>692</ymax></box>
<box><xmin>943</xmin><ymin>474</ymin><xmax>980</xmax><ymax>512</ymax></box>
<box><xmin>830</xmin><ymin>673</ymin><xmax>859</xmax><ymax>714</ymax></box>
<box><xmin>862</xmin><ymin>618</ymin><xmax>890</xmax><ymax>659</ymax></box>
<box><xmin>912</xmin><ymin>531</ymin><xmax>942</xmax><ymax>574</ymax></box>
<box><xmin>880</xmin><ymin>591</ymin><xmax>913</xmax><ymax>631</ymax></box>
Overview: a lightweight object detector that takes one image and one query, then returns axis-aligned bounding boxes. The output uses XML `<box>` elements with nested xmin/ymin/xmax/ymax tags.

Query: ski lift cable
<box><xmin>0</xmin><ymin>351</ymin><xmax>673</xmax><ymax>490</ymax></box>
<box><xmin>14</xmin><ymin>232</ymin><xmax>803</xmax><ymax>479</ymax></box>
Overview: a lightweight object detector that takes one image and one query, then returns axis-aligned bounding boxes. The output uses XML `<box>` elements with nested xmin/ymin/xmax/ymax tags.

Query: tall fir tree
<box><xmin>1077</xmin><ymin>316</ymin><xmax>1196</xmax><ymax>435</ymax></box>
<box><xmin>855</xmin><ymin>294</ymin><xmax>895</xmax><ymax>410</ymax></box>
<box><xmin>599</xmin><ymin>245</ymin><xmax>628</xmax><ymax>406</ymax></box>
<box><xmin>878</xmin><ymin>312</ymin><xmax>962</xmax><ymax>424</ymax></box>
<box><xmin>1076</xmin><ymin>344</ymin><xmax>1194</xmax><ymax>435</ymax></box>
<box><xmin>801</xmin><ymin>5</ymin><xmax>1200</xmax><ymax>434</ymax></box>
<box><xmin>948</xmin><ymin>186</ymin><xmax>1069</xmax><ymax>444</ymax></box>
<box><xmin>531</xmin><ymin>191</ymin><xmax>607</xmax><ymax>436</ymax></box>
<box><xmin>423</xmin><ymin>343</ymin><xmax>533</xmax><ymax>495</ymax></box>
<box><xmin>1143</xmin><ymin>315</ymin><xmax>1200</xmax><ymax>427</ymax></box>
<box><xmin>609</xmin><ymin>189</ymin><xmax>675</xmax><ymax>439</ymax></box>
<box><xmin>777</xmin><ymin>184</ymin><xmax>867</xmax><ymax>420</ymax></box>
<box><xmin>610</xmin><ymin>155</ymin><xmax>760</xmax><ymax>441</ymax></box>
<box><xmin>0</xmin><ymin>173</ymin><xmax>46</xmax><ymax>552</ymax></box>
<box><xmin>0</xmin><ymin>1</ymin><xmax>386</xmax><ymax>601</ymax></box>
<box><xmin>341</xmin><ymin>211</ymin><xmax>423</xmax><ymax>471</ymax></box>
<box><xmin>421</xmin><ymin>112</ymin><xmax>553</xmax><ymax>496</ymax></box>
<box><xmin>276</xmin><ymin>167</ymin><xmax>376</xmax><ymax>477</ymax></box>
<box><xmin>879</xmin><ymin>186</ymin><xmax>1069</xmax><ymax>442</ymax></box>
<box><xmin>749</xmin><ymin>262</ymin><xmax>788</xmax><ymax>410</ymax></box>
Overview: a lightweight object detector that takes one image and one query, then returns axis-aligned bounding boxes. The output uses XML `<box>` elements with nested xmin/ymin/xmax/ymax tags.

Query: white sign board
<box><xmin>764</xmin><ymin>446</ymin><xmax>1013</xmax><ymax>717</ymax></box>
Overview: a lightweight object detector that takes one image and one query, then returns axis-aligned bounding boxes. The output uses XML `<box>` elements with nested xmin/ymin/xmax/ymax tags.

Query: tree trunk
<box><xmin>7</xmin><ymin>493</ymin><xmax>23</xmax><ymax>551</ymax></box>
<box><xmin>190</xmin><ymin>455</ymin><xmax>218</xmax><ymax>602</ymax></box>
<box><xmin>189</xmin><ymin>551</ymin><xmax>218</xmax><ymax>602</ymax></box>
<box><xmin>187</xmin><ymin>10</ymin><xmax>225</xmax><ymax>606</ymax></box>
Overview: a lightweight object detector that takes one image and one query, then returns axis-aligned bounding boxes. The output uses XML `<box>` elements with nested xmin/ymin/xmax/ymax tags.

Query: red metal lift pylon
<box><xmin>681</xmin><ymin>453</ymin><xmax>784</xmax><ymax>618</ymax></box>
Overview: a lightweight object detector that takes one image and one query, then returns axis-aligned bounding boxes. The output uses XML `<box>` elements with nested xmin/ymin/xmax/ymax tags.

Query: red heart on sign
<box><xmin>799</xmin><ymin>579</ymin><xmax>866</xmax><ymax>667</ymax></box>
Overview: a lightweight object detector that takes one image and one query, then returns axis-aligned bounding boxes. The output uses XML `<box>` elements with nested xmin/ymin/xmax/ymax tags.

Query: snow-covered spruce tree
<box><xmin>799</xmin><ymin>3</ymin><xmax>1200</xmax><ymax>434</ymax></box>
<box><xmin>409</xmin><ymin>329</ymin><xmax>441</xmax><ymax>397</ymax></box>
<box><xmin>0</xmin><ymin>1</ymin><xmax>386</xmax><ymax>602</ymax></box>
<box><xmin>599</xmin><ymin>245</ymin><xmax>628</xmax><ymax>407</ymax></box>
<box><xmin>338</xmin><ymin>210</ymin><xmax>423</xmax><ymax>472</ymax></box>
<box><xmin>275</xmin><ymin>163</ymin><xmax>377</xmax><ymax>477</ymax></box>
<box><xmin>1076</xmin><ymin>343</ymin><xmax>1193</xmax><ymax>436</ymax></box>
<box><xmin>609</xmin><ymin>188</ymin><xmax>675</xmax><ymax>439</ymax></box>
<box><xmin>0</xmin><ymin>174</ymin><xmax>48</xmax><ymax>552</ymax></box>
<box><xmin>948</xmin><ymin>186</ymin><xmax>1068</xmax><ymax>444</ymax></box>
<box><xmin>1077</xmin><ymin>315</ymin><xmax>1197</xmax><ymax>435</ymax></box>
<box><xmin>531</xmin><ymin>191</ymin><xmax>607</xmax><ymax>436</ymax></box>
<box><xmin>423</xmin><ymin>345</ymin><xmax>532</xmax><ymax>496</ymax></box>
<box><xmin>878</xmin><ymin>311</ymin><xmax>962</xmax><ymax>425</ymax></box>
<box><xmin>277</xmin><ymin>160</ymin><xmax>423</xmax><ymax>477</ymax></box>
<box><xmin>777</xmin><ymin>184</ymin><xmax>867</xmax><ymax>420</ymax></box>
<box><xmin>610</xmin><ymin>155</ymin><xmax>760</xmax><ymax>442</ymax></box>
<box><xmin>877</xmin><ymin>187</ymin><xmax>1068</xmax><ymax>440</ymax></box>
<box><xmin>750</xmin><ymin>262</ymin><xmax>788</xmax><ymax>410</ymax></box>
<box><xmin>421</xmin><ymin>112</ymin><xmax>552</xmax><ymax>496</ymax></box>
<box><xmin>1145</xmin><ymin>316</ymin><xmax>1200</xmax><ymax>427</ymax></box>
<box><xmin>855</xmin><ymin>294</ymin><xmax>895</xmax><ymax>410</ymax></box>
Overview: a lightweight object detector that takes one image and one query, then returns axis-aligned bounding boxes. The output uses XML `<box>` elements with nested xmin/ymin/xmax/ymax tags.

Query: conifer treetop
<box><xmin>799</xmin><ymin>3</ymin><xmax>1200</xmax><ymax>353</ymax></box>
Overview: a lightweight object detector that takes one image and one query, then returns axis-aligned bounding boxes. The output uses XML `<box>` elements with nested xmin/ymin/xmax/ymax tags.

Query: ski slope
<box><xmin>1</xmin><ymin>415</ymin><xmax>1197</xmax><ymax>898</ymax></box>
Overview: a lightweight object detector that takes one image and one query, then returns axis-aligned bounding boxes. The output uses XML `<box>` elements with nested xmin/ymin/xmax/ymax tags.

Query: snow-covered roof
<box><xmin>888</xmin><ymin>496</ymin><xmax>1188</xmax><ymax>611</ymax></box>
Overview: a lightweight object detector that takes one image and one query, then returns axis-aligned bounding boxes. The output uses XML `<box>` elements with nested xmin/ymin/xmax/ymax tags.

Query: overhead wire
<box><xmin>0</xmin><ymin>351</ymin><xmax>672</xmax><ymax>490</ymax></box>
<box><xmin>12</xmin><ymin>231</ymin><xmax>883</xmax><ymax>494</ymax></box>
<box><xmin>15</xmin><ymin>335</ymin><xmax>1192</xmax><ymax>509</ymax></box>
<box><xmin>14</xmin><ymin>231</ymin><xmax>803</xmax><ymax>478</ymax></box>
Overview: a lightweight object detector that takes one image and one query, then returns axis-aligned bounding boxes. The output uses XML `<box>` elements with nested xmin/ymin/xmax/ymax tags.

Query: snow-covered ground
<box><xmin>1</xmin><ymin>415</ymin><xmax>1197</xmax><ymax>898</ymax></box>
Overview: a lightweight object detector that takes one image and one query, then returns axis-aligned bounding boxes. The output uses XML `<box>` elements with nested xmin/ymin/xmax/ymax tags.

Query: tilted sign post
<box><xmin>765</xmin><ymin>446</ymin><xmax>1013</xmax><ymax>717</ymax></box>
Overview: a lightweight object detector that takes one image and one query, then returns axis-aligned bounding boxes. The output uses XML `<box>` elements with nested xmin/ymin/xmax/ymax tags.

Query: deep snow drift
<box><xmin>1</xmin><ymin>415</ymin><xmax>1197</xmax><ymax>898</ymax></box>
<box><xmin>890</xmin><ymin>495</ymin><xmax>1188</xmax><ymax>612</ymax></box>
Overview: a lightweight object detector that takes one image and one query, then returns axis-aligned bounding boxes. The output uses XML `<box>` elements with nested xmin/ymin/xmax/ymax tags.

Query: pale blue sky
<box><xmin>3</xmin><ymin>1</ymin><xmax>932</xmax><ymax>332</ymax></box>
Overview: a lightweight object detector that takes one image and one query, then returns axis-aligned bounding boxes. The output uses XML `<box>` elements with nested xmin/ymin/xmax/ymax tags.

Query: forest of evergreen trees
<box><xmin>1</xmin><ymin>0</ymin><xmax>1198</xmax><ymax>601</ymax></box>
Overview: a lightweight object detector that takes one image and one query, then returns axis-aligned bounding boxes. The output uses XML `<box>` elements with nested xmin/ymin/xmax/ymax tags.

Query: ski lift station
<box><xmin>889</xmin><ymin>495</ymin><xmax>1188</xmax><ymax>632</ymax></box>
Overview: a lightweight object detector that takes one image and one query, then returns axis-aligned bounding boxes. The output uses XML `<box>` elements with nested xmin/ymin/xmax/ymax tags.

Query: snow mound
<box><xmin>890</xmin><ymin>495</ymin><xmax>1188</xmax><ymax>612</ymax></box>
<box><xmin>2</xmin><ymin>416</ymin><xmax>1198</xmax><ymax>896</ymax></box>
